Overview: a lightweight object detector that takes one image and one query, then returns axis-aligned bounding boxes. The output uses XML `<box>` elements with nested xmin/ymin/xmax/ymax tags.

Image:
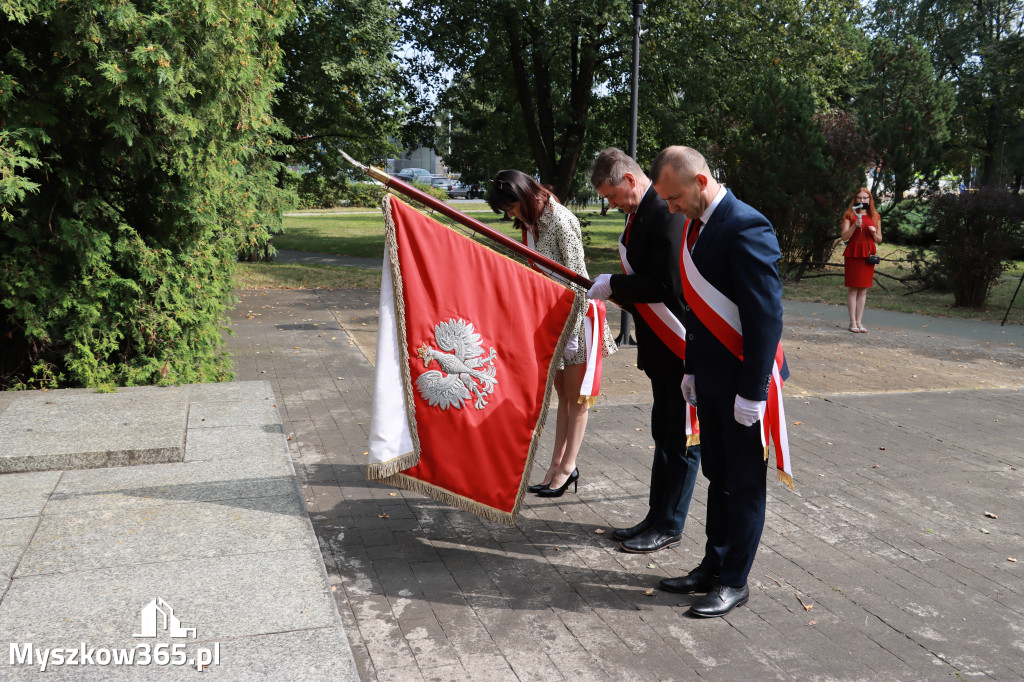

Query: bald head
<box><xmin>650</xmin><ymin>145</ymin><xmax>720</xmax><ymax>218</ymax></box>
<box><xmin>650</xmin><ymin>146</ymin><xmax>711</xmax><ymax>186</ymax></box>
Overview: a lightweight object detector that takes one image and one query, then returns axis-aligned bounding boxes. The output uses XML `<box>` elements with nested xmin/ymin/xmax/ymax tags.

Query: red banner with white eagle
<box><xmin>367</xmin><ymin>195</ymin><xmax>582</xmax><ymax>525</ymax></box>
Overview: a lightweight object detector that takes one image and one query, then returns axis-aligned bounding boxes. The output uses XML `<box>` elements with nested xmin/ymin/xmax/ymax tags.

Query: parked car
<box><xmin>429</xmin><ymin>176</ymin><xmax>456</xmax><ymax>193</ymax></box>
<box><xmin>448</xmin><ymin>182</ymin><xmax>485</xmax><ymax>199</ymax></box>
<box><xmin>447</xmin><ymin>182</ymin><xmax>472</xmax><ymax>199</ymax></box>
<box><xmin>392</xmin><ymin>167</ymin><xmax>432</xmax><ymax>183</ymax></box>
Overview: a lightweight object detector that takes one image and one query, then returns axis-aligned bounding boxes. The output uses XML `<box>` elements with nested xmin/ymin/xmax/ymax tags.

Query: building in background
<box><xmin>388</xmin><ymin>147</ymin><xmax>453</xmax><ymax>178</ymax></box>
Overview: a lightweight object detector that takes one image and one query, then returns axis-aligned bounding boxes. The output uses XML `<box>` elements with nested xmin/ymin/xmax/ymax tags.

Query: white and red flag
<box><xmin>367</xmin><ymin>196</ymin><xmax>582</xmax><ymax>525</ymax></box>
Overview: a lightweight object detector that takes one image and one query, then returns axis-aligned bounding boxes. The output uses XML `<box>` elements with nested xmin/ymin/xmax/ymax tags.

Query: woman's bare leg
<box><xmin>547</xmin><ymin>362</ymin><xmax>589</xmax><ymax>490</ymax></box>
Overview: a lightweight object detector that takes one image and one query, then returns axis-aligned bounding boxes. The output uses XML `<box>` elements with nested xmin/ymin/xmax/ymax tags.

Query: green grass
<box><xmin>781</xmin><ymin>244</ymin><xmax>1024</xmax><ymax>325</ymax></box>
<box><xmin>262</xmin><ymin>208</ymin><xmax>1024</xmax><ymax>326</ymax></box>
<box><xmin>272</xmin><ymin>214</ymin><xmax>390</xmax><ymax>258</ymax></box>
<box><xmin>234</xmin><ymin>262</ymin><xmax>381</xmax><ymax>289</ymax></box>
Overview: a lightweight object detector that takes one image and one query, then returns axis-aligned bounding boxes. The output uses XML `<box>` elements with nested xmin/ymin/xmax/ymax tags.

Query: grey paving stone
<box><xmin>0</xmin><ymin>470</ymin><xmax>60</xmax><ymax>519</ymax></box>
<box><xmin>0</xmin><ymin>518</ymin><xmax>36</xmax><ymax>580</ymax></box>
<box><xmin>0</xmin><ymin>391</ymin><xmax>187</xmax><ymax>473</ymax></box>
<box><xmin>44</xmin><ymin>458</ymin><xmax>297</xmax><ymax>515</ymax></box>
<box><xmin>187</xmin><ymin>402</ymin><xmax>282</xmax><ymax>430</ymax></box>
<box><xmin>184</xmin><ymin>424</ymin><xmax>287</xmax><ymax>462</ymax></box>
<box><xmin>142</xmin><ymin>628</ymin><xmax>359</xmax><ymax>681</ymax></box>
<box><xmin>186</xmin><ymin>380</ymin><xmax>276</xmax><ymax>403</ymax></box>
<box><xmin>0</xmin><ymin>547</ymin><xmax>341</xmax><ymax>648</ymax></box>
<box><xmin>17</xmin><ymin>494</ymin><xmax>311</xmax><ymax>576</ymax></box>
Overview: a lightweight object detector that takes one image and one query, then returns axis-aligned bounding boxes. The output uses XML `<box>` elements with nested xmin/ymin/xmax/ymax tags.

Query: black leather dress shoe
<box><xmin>619</xmin><ymin>528</ymin><xmax>681</xmax><ymax>553</ymax></box>
<box><xmin>659</xmin><ymin>565</ymin><xmax>718</xmax><ymax>594</ymax></box>
<box><xmin>611</xmin><ymin>519</ymin><xmax>652</xmax><ymax>541</ymax></box>
<box><xmin>688</xmin><ymin>584</ymin><xmax>749</xmax><ymax>617</ymax></box>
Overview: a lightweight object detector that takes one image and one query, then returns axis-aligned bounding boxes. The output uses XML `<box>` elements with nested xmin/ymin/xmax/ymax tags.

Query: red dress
<box><xmin>843</xmin><ymin>216</ymin><xmax>878</xmax><ymax>288</ymax></box>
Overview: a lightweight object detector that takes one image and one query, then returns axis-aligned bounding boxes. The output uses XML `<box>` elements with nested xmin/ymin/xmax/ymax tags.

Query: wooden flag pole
<box><xmin>340</xmin><ymin>151</ymin><xmax>594</xmax><ymax>290</ymax></box>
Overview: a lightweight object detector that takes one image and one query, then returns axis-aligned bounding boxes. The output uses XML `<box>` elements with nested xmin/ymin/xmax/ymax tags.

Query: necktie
<box><xmin>624</xmin><ymin>213</ymin><xmax>635</xmax><ymax>245</ymax></box>
<box><xmin>687</xmin><ymin>219</ymin><xmax>703</xmax><ymax>253</ymax></box>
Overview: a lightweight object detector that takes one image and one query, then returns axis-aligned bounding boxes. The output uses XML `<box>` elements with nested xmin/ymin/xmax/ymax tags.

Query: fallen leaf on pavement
<box><xmin>981</xmin><ymin>528</ymin><xmax>990</xmax><ymax>534</ymax></box>
<box><xmin>594</xmin><ymin>528</ymin><xmax>605</xmax><ymax>534</ymax></box>
<box><xmin>984</xmin><ymin>512</ymin><xmax>997</xmax><ymax>519</ymax></box>
<box><xmin>1009</xmin><ymin>557</ymin><xmax>1018</xmax><ymax>562</ymax></box>
<box><xmin>879</xmin><ymin>447</ymin><xmax>886</xmax><ymax>451</ymax></box>
<box><xmin>794</xmin><ymin>421</ymin><xmax>802</xmax><ymax>425</ymax></box>
<box><xmin>647</xmin><ymin>563</ymin><xmax>656</xmax><ymax>569</ymax></box>
<box><xmin>378</xmin><ymin>513</ymin><xmax>389</xmax><ymax>519</ymax></box>
<box><xmin>644</xmin><ymin>588</ymin><xmax>655</xmax><ymax>596</ymax></box>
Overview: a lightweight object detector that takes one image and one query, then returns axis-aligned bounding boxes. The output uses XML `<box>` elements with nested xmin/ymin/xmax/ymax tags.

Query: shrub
<box><xmin>1</xmin><ymin>0</ymin><xmax>294</xmax><ymax>389</ymax></box>
<box><xmin>344</xmin><ymin>182</ymin><xmax>387</xmax><ymax>208</ymax></box>
<box><xmin>882</xmin><ymin>199</ymin><xmax>934</xmax><ymax>247</ymax></box>
<box><xmin>922</xmin><ymin>191</ymin><xmax>1024</xmax><ymax>308</ymax></box>
<box><xmin>295</xmin><ymin>174</ymin><xmax>344</xmax><ymax>209</ymax></box>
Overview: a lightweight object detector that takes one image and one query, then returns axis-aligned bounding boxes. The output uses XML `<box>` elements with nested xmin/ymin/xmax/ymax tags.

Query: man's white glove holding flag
<box><xmin>733</xmin><ymin>395</ymin><xmax>765</xmax><ymax>427</ymax></box>
<box><xmin>587</xmin><ymin>274</ymin><xmax>612</xmax><ymax>300</ymax></box>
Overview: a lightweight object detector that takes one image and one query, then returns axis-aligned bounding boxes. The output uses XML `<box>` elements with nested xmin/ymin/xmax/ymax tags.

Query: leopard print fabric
<box><xmin>534</xmin><ymin>198</ymin><xmax>618</xmax><ymax>367</ymax></box>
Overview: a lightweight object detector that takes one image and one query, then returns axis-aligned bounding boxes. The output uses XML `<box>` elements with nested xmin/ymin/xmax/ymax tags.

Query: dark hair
<box><xmin>487</xmin><ymin>169</ymin><xmax>553</xmax><ymax>238</ymax></box>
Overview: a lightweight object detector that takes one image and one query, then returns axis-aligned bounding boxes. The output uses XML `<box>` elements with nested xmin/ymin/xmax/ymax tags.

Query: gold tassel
<box><xmin>777</xmin><ymin>470</ymin><xmax>795</xmax><ymax>490</ymax></box>
<box><xmin>686</xmin><ymin>433</ymin><xmax>701</xmax><ymax>447</ymax></box>
<box><xmin>577</xmin><ymin>395</ymin><xmax>598</xmax><ymax>408</ymax></box>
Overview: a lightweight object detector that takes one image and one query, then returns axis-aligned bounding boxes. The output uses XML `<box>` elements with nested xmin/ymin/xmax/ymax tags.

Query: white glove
<box><xmin>734</xmin><ymin>395</ymin><xmax>766</xmax><ymax>427</ymax></box>
<box><xmin>680</xmin><ymin>374</ymin><xmax>697</xmax><ymax>407</ymax></box>
<box><xmin>587</xmin><ymin>274</ymin><xmax>612</xmax><ymax>300</ymax></box>
<box><xmin>563</xmin><ymin>335</ymin><xmax>579</xmax><ymax>360</ymax></box>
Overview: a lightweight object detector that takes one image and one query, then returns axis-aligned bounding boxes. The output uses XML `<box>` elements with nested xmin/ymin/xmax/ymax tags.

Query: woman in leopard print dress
<box><xmin>488</xmin><ymin>170</ymin><xmax>617</xmax><ymax>496</ymax></box>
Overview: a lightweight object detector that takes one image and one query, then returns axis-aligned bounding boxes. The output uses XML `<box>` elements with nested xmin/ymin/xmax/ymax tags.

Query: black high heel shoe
<box><xmin>537</xmin><ymin>468</ymin><xmax>579</xmax><ymax>497</ymax></box>
<box><xmin>527</xmin><ymin>480</ymin><xmax>552</xmax><ymax>493</ymax></box>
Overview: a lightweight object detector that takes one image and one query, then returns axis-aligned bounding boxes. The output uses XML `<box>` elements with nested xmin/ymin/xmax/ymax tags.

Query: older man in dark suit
<box><xmin>650</xmin><ymin>145</ymin><xmax>787</xmax><ymax>617</ymax></box>
<box><xmin>586</xmin><ymin>148</ymin><xmax>701</xmax><ymax>554</ymax></box>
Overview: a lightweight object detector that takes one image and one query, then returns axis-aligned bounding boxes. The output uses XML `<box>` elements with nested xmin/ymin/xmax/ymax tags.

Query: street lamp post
<box><xmin>616</xmin><ymin>0</ymin><xmax>645</xmax><ymax>347</ymax></box>
<box><xmin>628</xmin><ymin>0</ymin><xmax>644</xmax><ymax>159</ymax></box>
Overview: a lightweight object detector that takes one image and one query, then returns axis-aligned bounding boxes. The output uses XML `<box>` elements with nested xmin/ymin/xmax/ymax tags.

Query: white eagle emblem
<box><xmin>415</xmin><ymin>318</ymin><xmax>498</xmax><ymax>410</ymax></box>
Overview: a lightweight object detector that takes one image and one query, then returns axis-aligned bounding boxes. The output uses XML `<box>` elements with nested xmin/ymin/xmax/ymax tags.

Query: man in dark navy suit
<box><xmin>650</xmin><ymin>145</ymin><xmax>787</xmax><ymax>617</ymax></box>
<box><xmin>586</xmin><ymin>148</ymin><xmax>701</xmax><ymax>554</ymax></box>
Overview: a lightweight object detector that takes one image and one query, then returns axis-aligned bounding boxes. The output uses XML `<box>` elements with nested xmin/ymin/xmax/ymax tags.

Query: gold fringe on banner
<box><xmin>366</xmin><ymin>194</ymin><xmax>586</xmax><ymax>526</ymax></box>
<box><xmin>764</xmin><ymin>446</ymin><xmax>796</xmax><ymax>489</ymax></box>
<box><xmin>778</xmin><ymin>470</ymin><xmax>795</xmax><ymax>490</ymax></box>
<box><xmin>686</xmin><ymin>433</ymin><xmax>701</xmax><ymax>447</ymax></box>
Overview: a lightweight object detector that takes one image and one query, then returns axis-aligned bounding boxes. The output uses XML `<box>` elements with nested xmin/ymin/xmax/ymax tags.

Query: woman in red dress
<box><xmin>840</xmin><ymin>188</ymin><xmax>883</xmax><ymax>332</ymax></box>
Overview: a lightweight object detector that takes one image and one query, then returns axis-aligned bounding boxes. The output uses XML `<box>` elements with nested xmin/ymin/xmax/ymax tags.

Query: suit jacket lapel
<box><xmin>696</xmin><ymin>189</ymin><xmax>735</xmax><ymax>258</ymax></box>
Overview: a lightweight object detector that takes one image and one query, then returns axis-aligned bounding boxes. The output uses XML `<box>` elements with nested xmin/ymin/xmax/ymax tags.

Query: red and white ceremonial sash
<box><xmin>678</xmin><ymin>220</ymin><xmax>793</xmax><ymax>487</ymax></box>
<box><xmin>367</xmin><ymin>196</ymin><xmax>582</xmax><ymax>525</ymax></box>
<box><xmin>526</xmin><ymin>232</ymin><xmax>605</xmax><ymax>406</ymax></box>
<box><xmin>618</xmin><ymin>232</ymin><xmax>699</xmax><ymax>444</ymax></box>
<box><xmin>578</xmin><ymin>300</ymin><xmax>605</xmax><ymax>406</ymax></box>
